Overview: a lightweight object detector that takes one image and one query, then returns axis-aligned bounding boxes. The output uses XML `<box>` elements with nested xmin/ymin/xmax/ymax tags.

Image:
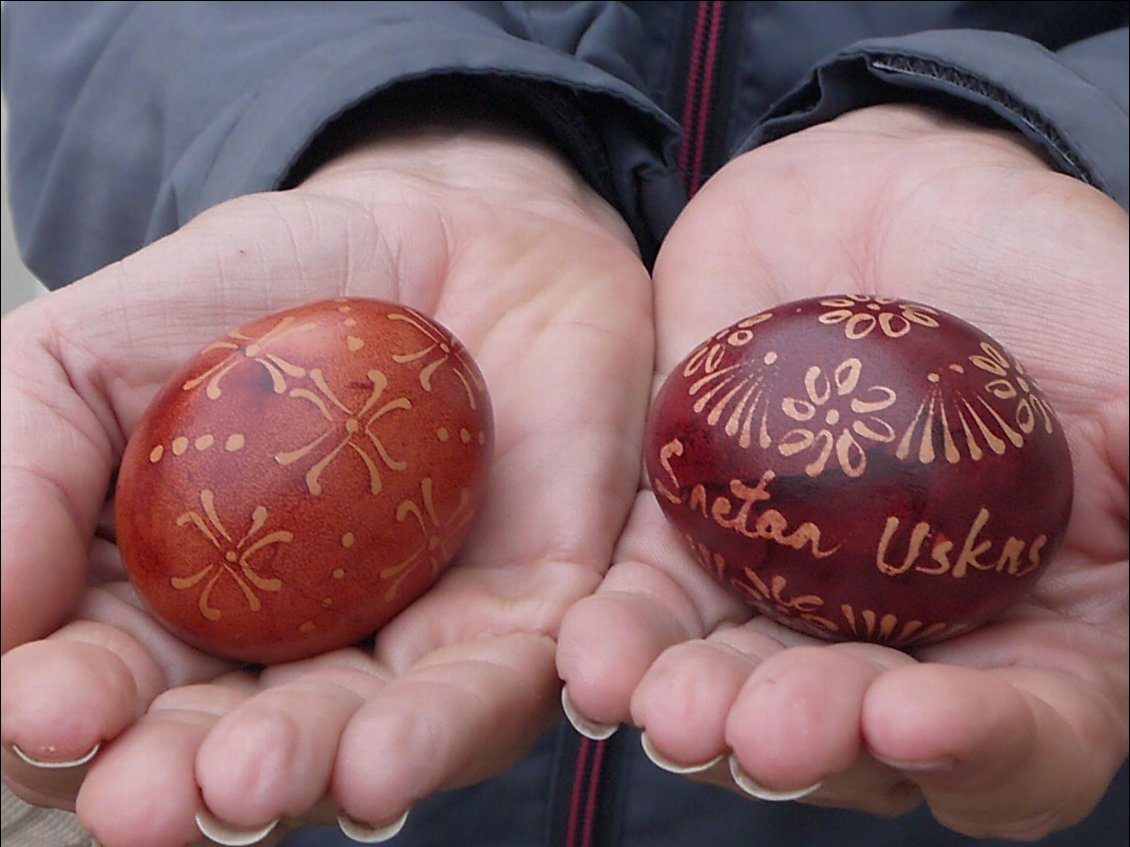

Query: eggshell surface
<box><xmin>645</xmin><ymin>295</ymin><xmax>1072</xmax><ymax>647</ymax></box>
<box><xmin>115</xmin><ymin>298</ymin><xmax>492</xmax><ymax>663</ymax></box>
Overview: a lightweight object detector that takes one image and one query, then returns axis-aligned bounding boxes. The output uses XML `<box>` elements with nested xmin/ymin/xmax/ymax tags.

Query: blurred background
<box><xmin>2</xmin><ymin>78</ymin><xmax>90</xmax><ymax>847</ymax></box>
<box><xmin>2</xmin><ymin>94</ymin><xmax>47</xmax><ymax>315</ymax></box>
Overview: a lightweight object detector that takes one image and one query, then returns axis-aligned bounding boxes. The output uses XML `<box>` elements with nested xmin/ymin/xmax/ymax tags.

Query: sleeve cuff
<box><xmin>186</xmin><ymin>23</ymin><xmax>680</xmax><ymax>259</ymax></box>
<box><xmin>737</xmin><ymin>29</ymin><xmax>1129</xmax><ymax>211</ymax></box>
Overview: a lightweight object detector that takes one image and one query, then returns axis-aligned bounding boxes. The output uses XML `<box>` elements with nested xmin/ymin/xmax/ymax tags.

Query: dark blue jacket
<box><xmin>2</xmin><ymin>3</ymin><xmax>1127</xmax><ymax>845</ymax></box>
<box><xmin>3</xmin><ymin>1</ymin><xmax>1127</xmax><ymax>283</ymax></box>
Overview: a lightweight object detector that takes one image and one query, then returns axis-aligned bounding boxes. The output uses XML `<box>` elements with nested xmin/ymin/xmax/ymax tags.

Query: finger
<box><xmin>863</xmin><ymin>663</ymin><xmax>1127</xmax><ymax>840</ymax></box>
<box><xmin>1</xmin><ymin>637</ymin><xmax>139</xmax><ymax>773</ymax></box>
<box><xmin>195</xmin><ymin>650</ymin><xmax>387</xmax><ymax>828</ymax></box>
<box><xmin>630</xmin><ymin>631</ymin><xmax>924</xmax><ymax>815</ymax></box>
<box><xmin>1</xmin><ymin>597</ymin><xmax>228</xmax><ymax>801</ymax></box>
<box><xmin>76</xmin><ymin>683</ymin><xmax>252</xmax><ymax>847</ymax></box>
<box><xmin>681</xmin><ymin>737</ymin><xmax>922</xmax><ymax>816</ymax></box>
<box><xmin>630</xmin><ymin>627</ymin><xmax>775</xmax><ymax>769</ymax></box>
<box><xmin>0</xmin><ymin>747</ymin><xmax>89</xmax><ymax>814</ymax></box>
<box><xmin>557</xmin><ymin>572</ymin><xmax>696</xmax><ymax>730</ymax></box>
<box><xmin>791</xmin><ymin>754</ymin><xmax>923</xmax><ymax>816</ymax></box>
<box><xmin>1</xmin><ymin>627</ymin><xmax>163</xmax><ymax>774</ymax></box>
<box><xmin>0</xmin><ymin>381</ymin><xmax>111</xmax><ymax>651</ymax></box>
<box><xmin>556</xmin><ymin>491</ymin><xmax>747</xmax><ymax>728</ymax></box>
<box><xmin>726</xmin><ymin>644</ymin><xmax>916</xmax><ymax>795</ymax></box>
<box><xmin>333</xmin><ymin>633</ymin><xmax>558</xmax><ymax>829</ymax></box>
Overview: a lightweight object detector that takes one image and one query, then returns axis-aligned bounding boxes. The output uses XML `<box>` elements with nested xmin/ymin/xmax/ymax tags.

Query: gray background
<box><xmin>2</xmin><ymin>95</ymin><xmax>47</xmax><ymax>315</ymax></box>
<box><xmin>1</xmin><ymin>82</ymin><xmax>92</xmax><ymax>847</ymax></box>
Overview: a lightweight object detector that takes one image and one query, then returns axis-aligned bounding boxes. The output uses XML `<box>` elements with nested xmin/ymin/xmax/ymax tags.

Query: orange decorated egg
<box><xmin>115</xmin><ymin>298</ymin><xmax>492</xmax><ymax>663</ymax></box>
<box><xmin>645</xmin><ymin>295</ymin><xmax>1072</xmax><ymax>647</ymax></box>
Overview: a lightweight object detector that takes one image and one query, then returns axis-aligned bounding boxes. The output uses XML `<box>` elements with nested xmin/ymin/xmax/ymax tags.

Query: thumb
<box><xmin>863</xmin><ymin>663</ymin><xmax>1124</xmax><ymax>840</ymax></box>
<box><xmin>2</xmin><ymin>303</ymin><xmax>114</xmax><ymax>651</ymax></box>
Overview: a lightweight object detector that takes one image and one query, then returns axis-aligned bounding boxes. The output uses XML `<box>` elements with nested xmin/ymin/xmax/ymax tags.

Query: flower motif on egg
<box><xmin>969</xmin><ymin>341</ymin><xmax>1056</xmax><ymax>436</ymax></box>
<box><xmin>777</xmin><ymin>357</ymin><xmax>897</xmax><ymax>478</ymax></box>
<box><xmin>391</xmin><ymin>307</ymin><xmax>487</xmax><ymax>411</ymax></box>
<box><xmin>181</xmin><ymin>315</ymin><xmax>317</xmax><ymax>398</ymax></box>
<box><xmin>817</xmin><ymin>295</ymin><xmax>940</xmax><ymax>340</ymax></box>
<box><xmin>274</xmin><ymin>368</ymin><xmax>412</xmax><ymax>496</ymax></box>
<box><xmin>170</xmin><ymin>490</ymin><xmax>291</xmax><ymax>621</ymax></box>
<box><xmin>381</xmin><ymin>477</ymin><xmax>477</xmax><ymax>601</ymax></box>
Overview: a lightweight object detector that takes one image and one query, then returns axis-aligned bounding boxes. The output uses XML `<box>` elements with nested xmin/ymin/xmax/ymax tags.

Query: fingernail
<box><xmin>338</xmin><ymin>809</ymin><xmax>410</xmax><ymax>843</ymax></box>
<box><xmin>560</xmin><ymin>686</ymin><xmax>618</xmax><ymax>741</ymax></box>
<box><xmin>872</xmin><ymin>753</ymin><xmax>956</xmax><ymax>773</ymax></box>
<box><xmin>640</xmin><ymin>731</ymin><xmax>725</xmax><ymax>775</ymax></box>
<box><xmin>195</xmin><ymin>808</ymin><xmax>279</xmax><ymax>846</ymax></box>
<box><xmin>728</xmin><ymin>755</ymin><xmax>822</xmax><ymax>802</ymax></box>
<box><xmin>11</xmin><ymin>741</ymin><xmax>101</xmax><ymax>769</ymax></box>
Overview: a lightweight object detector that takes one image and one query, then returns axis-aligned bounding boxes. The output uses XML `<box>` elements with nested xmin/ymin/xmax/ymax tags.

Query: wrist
<box><xmin>289</xmin><ymin>86</ymin><xmax>637</xmax><ymax>253</ymax></box>
<box><xmin>822</xmin><ymin>103</ymin><xmax>1057</xmax><ymax>172</ymax></box>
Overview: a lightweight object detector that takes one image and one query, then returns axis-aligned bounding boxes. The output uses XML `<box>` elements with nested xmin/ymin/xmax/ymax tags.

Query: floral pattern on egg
<box><xmin>645</xmin><ymin>295</ymin><xmax>1072</xmax><ymax>647</ymax></box>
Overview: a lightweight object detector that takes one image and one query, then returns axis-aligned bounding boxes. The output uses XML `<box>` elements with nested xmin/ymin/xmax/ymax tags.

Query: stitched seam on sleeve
<box><xmin>870</xmin><ymin>54</ymin><xmax>1097</xmax><ymax>188</ymax></box>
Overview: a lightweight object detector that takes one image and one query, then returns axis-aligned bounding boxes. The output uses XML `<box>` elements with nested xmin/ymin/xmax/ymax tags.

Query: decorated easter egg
<box><xmin>645</xmin><ymin>295</ymin><xmax>1072</xmax><ymax>647</ymax></box>
<box><xmin>115</xmin><ymin>298</ymin><xmax>492</xmax><ymax>663</ymax></box>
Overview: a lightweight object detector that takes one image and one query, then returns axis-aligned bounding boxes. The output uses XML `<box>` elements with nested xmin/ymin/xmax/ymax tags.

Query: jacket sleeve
<box><xmin>0</xmin><ymin>1</ymin><xmax>679</xmax><ymax>288</ymax></box>
<box><xmin>737</xmin><ymin>28</ymin><xmax>1130</xmax><ymax>212</ymax></box>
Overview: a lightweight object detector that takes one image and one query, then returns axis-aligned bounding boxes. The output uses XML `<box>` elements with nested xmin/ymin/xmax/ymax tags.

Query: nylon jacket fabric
<box><xmin>2</xmin><ymin>3</ymin><xmax>1127</xmax><ymax>846</ymax></box>
<box><xmin>2</xmin><ymin>2</ymin><xmax>1126</xmax><ymax>284</ymax></box>
<box><xmin>278</xmin><ymin>727</ymin><xmax>1128</xmax><ymax>847</ymax></box>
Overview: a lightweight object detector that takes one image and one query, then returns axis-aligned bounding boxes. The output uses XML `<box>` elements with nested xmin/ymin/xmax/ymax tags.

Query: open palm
<box><xmin>558</xmin><ymin>104</ymin><xmax>1128</xmax><ymax>840</ymax></box>
<box><xmin>1</xmin><ymin>125</ymin><xmax>653</xmax><ymax>846</ymax></box>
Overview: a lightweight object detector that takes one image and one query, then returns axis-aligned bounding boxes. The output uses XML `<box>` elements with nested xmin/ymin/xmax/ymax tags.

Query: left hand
<box><xmin>1</xmin><ymin>117</ymin><xmax>653</xmax><ymax>845</ymax></box>
<box><xmin>557</xmin><ymin>103</ymin><xmax>1129</xmax><ymax>840</ymax></box>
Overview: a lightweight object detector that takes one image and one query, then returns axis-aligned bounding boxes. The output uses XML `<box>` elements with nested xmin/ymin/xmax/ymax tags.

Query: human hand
<box><xmin>557</xmin><ymin>104</ymin><xmax>1129</xmax><ymax>840</ymax></box>
<box><xmin>1</xmin><ymin>116</ymin><xmax>653</xmax><ymax>845</ymax></box>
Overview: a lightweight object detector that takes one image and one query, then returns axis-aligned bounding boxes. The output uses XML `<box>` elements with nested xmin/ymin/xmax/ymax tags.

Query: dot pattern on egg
<box><xmin>149</xmin><ymin>432</ymin><xmax>247</xmax><ymax>463</ymax></box>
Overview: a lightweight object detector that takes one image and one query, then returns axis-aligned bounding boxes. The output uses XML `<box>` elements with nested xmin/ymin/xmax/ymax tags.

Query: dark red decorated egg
<box><xmin>115</xmin><ymin>298</ymin><xmax>492</xmax><ymax>663</ymax></box>
<box><xmin>645</xmin><ymin>295</ymin><xmax>1072</xmax><ymax>647</ymax></box>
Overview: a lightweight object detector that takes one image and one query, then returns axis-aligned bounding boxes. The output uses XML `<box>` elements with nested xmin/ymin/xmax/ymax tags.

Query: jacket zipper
<box><xmin>558</xmin><ymin>8</ymin><xmax>733</xmax><ymax>845</ymax></box>
<box><xmin>679</xmin><ymin>0</ymin><xmax>729</xmax><ymax>196</ymax></box>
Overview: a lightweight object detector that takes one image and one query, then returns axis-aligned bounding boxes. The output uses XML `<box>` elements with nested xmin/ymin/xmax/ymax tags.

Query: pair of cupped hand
<box><xmin>2</xmin><ymin>104</ymin><xmax>1127</xmax><ymax>847</ymax></box>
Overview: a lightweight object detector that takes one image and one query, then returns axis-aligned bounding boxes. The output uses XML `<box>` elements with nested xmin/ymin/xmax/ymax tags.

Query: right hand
<box><xmin>1</xmin><ymin>115</ymin><xmax>653</xmax><ymax>846</ymax></box>
<box><xmin>556</xmin><ymin>104</ymin><xmax>1128</xmax><ymax>840</ymax></box>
